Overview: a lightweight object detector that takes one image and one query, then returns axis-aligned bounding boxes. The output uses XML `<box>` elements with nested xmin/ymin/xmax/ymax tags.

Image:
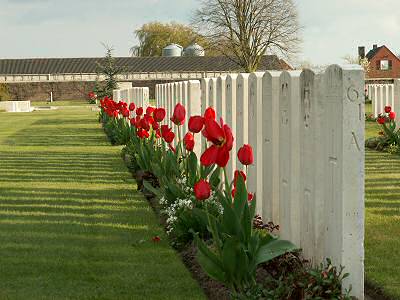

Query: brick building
<box><xmin>359</xmin><ymin>44</ymin><xmax>400</xmax><ymax>80</ymax></box>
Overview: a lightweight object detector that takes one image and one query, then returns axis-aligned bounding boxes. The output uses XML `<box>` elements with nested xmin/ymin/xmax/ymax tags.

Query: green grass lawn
<box><xmin>365</xmin><ymin>121</ymin><xmax>400</xmax><ymax>299</ymax></box>
<box><xmin>0</xmin><ymin>107</ymin><xmax>205</xmax><ymax>300</ymax></box>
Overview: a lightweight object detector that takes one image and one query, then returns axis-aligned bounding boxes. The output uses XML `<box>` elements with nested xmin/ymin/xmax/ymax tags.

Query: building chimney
<box><xmin>373</xmin><ymin>44</ymin><xmax>378</xmax><ymax>49</ymax></box>
<box><xmin>358</xmin><ymin>46</ymin><xmax>365</xmax><ymax>59</ymax></box>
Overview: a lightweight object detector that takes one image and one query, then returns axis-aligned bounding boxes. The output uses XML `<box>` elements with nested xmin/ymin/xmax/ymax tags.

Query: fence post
<box><xmin>225</xmin><ymin>74</ymin><xmax>238</xmax><ymax>180</ymax></box>
<box><xmin>188</xmin><ymin>80</ymin><xmax>202</xmax><ymax>157</ymax></box>
<box><xmin>394</xmin><ymin>79</ymin><xmax>400</xmax><ymax>125</ymax></box>
<box><xmin>299</xmin><ymin>69</ymin><xmax>320</xmax><ymax>262</ymax></box>
<box><xmin>128</xmin><ymin>88</ymin><xmax>134</xmax><ymax>105</ymax></box>
<box><xmin>321</xmin><ymin>65</ymin><xmax>364</xmax><ymax>299</ymax></box>
<box><xmin>113</xmin><ymin>90</ymin><xmax>120</xmax><ymax>102</ymax></box>
<box><xmin>143</xmin><ymin>87</ymin><xmax>149</xmax><ymax>108</ymax></box>
<box><xmin>209</xmin><ymin>78</ymin><xmax>217</xmax><ymax>110</ymax></box>
<box><xmin>248</xmin><ymin>72</ymin><xmax>265</xmax><ymax>216</ymax></box>
<box><xmin>262</xmin><ymin>71</ymin><xmax>281</xmax><ymax>224</ymax></box>
<box><xmin>279</xmin><ymin>71</ymin><xmax>302</xmax><ymax>246</ymax></box>
<box><xmin>236</xmin><ymin>74</ymin><xmax>250</xmax><ymax>169</ymax></box>
<box><xmin>201</xmin><ymin>78</ymin><xmax>211</xmax><ymax>112</ymax></box>
<box><xmin>373</xmin><ymin>85</ymin><xmax>378</xmax><ymax>117</ymax></box>
<box><xmin>216</xmin><ymin>76</ymin><xmax>227</xmax><ymax>121</ymax></box>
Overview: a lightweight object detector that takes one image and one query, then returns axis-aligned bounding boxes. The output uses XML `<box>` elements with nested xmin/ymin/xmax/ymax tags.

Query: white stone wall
<box><xmin>155</xmin><ymin>65</ymin><xmax>365</xmax><ymax>299</ymax></box>
<box><xmin>0</xmin><ymin>101</ymin><xmax>31</xmax><ymax>112</ymax></box>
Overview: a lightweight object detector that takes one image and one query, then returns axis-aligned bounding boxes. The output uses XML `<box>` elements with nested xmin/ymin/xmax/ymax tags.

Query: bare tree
<box><xmin>193</xmin><ymin>0</ymin><xmax>301</xmax><ymax>72</ymax></box>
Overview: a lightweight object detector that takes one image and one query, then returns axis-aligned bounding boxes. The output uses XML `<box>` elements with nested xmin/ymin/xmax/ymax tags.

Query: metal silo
<box><xmin>183</xmin><ymin>43</ymin><xmax>205</xmax><ymax>57</ymax></box>
<box><xmin>162</xmin><ymin>44</ymin><xmax>183</xmax><ymax>57</ymax></box>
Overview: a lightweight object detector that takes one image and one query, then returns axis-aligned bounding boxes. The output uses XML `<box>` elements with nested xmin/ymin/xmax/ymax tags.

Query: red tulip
<box><xmin>204</xmin><ymin>107</ymin><xmax>216</xmax><ymax>120</ymax></box>
<box><xmin>121</xmin><ymin>108</ymin><xmax>129</xmax><ymax>118</ymax></box>
<box><xmin>389</xmin><ymin>111</ymin><xmax>396</xmax><ymax>120</ymax></box>
<box><xmin>188</xmin><ymin>116</ymin><xmax>205</xmax><ymax>133</ymax></box>
<box><xmin>112</xmin><ymin>111</ymin><xmax>119</xmax><ymax>118</ymax></box>
<box><xmin>377</xmin><ymin>117</ymin><xmax>386</xmax><ymax>125</ymax></box>
<box><xmin>154</xmin><ymin>108</ymin><xmax>166</xmax><ymax>122</ymax></box>
<box><xmin>163</xmin><ymin>131</ymin><xmax>175</xmax><ymax>143</ymax></box>
<box><xmin>129</xmin><ymin>102</ymin><xmax>136</xmax><ymax>111</ymax></box>
<box><xmin>146</xmin><ymin>106</ymin><xmax>156</xmax><ymax>116</ymax></box>
<box><xmin>200</xmin><ymin>119</ymin><xmax>234</xmax><ymax>168</ymax></box>
<box><xmin>161</xmin><ymin>125</ymin><xmax>170</xmax><ymax>135</ymax></box>
<box><xmin>140</xmin><ymin>118</ymin><xmax>150</xmax><ymax>131</ymax></box>
<box><xmin>170</xmin><ymin>103</ymin><xmax>186</xmax><ymax>125</ymax></box>
<box><xmin>385</xmin><ymin>106</ymin><xmax>392</xmax><ymax>113</ymax></box>
<box><xmin>137</xmin><ymin>129</ymin><xmax>149</xmax><ymax>139</ymax></box>
<box><xmin>129</xmin><ymin>118</ymin><xmax>135</xmax><ymax>126</ymax></box>
<box><xmin>184</xmin><ymin>132</ymin><xmax>195</xmax><ymax>151</ymax></box>
<box><xmin>237</xmin><ymin>144</ymin><xmax>254</xmax><ymax>165</ymax></box>
<box><xmin>194</xmin><ymin>179</ymin><xmax>211</xmax><ymax>200</ymax></box>
<box><xmin>136</xmin><ymin>107</ymin><xmax>144</xmax><ymax>116</ymax></box>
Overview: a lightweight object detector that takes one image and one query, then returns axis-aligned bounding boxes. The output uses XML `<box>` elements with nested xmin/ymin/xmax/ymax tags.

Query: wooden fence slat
<box><xmin>262</xmin><ymin>71</ymin><xmax>281</xmax><ymax>224</ymax></box>
<box><xmin>248</xmin><ymin>72</ymin><xmax>265</xmax><ymax>216</ymax></box>
<box><xmin>216</xmin><ymin>76</ymin><xmax>227</xmax><ymax>121</ymax></box>
<box><xmin>225</xmin><ymin>74</ymin><xmax>237</xmax><ymax>180</ymax></box>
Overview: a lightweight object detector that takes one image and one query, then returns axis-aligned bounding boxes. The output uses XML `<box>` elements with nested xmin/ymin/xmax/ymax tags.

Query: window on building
<box><xmin>380</xmin><ymin>60</ymin><xmax>391</xmax><ymax>70</ymax></box>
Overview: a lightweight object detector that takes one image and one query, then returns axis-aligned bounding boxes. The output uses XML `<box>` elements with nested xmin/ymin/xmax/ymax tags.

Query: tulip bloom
<box><xmin>385</xmin><ymin>106</ymin><xmax>392</xmax><ymax>113</ymax></box>
<box><xmin>188</xmin><ymin>116</ymin><xmax>205</xmax><ymax>133</ymax></box>
<box><xmin>184</xmin><ymin>132</ymin><xmax>195</xmax><ymax>151</ymax></box>
<box><xmin>129</xmin><ymin>103</ymin><xmax>136</xmax><ymax>111</ymax></box>
<box><xmin>137</xmin><ymin>129</ymin><xmax>149</xmax><ymax>139</ymax></box>
<box><xmin>121</xmin><ymin>108</ymin><xmax>130</xmax><ymax>118</ymax></box>
<box><xmin>389</xmin><ymin>111</ymin><xmax>396</xmax><ymax>120</ymax></box>
<box><xmin>200</xmin><ymin>119</ymin><xmax>234</xmax><ymax>167</ymax></box>
<box><xmin>377</xmin><ymin>117</ymin><xmax>386</xmax><ymax>125</ymax></box>
<box><xmin>204</xmin><ymin>107</ymin><xmax>216</xmax><ymax>120</ymax></box>
<box><xmin>237</xmin><ymin>144</ymin><xmax>254</xmax><ymax>166</ymax></box>
<box><xmin>194</xmin><ymin>179</ymin><xmax>211</xmax><ymax>200</ymax></box>
<box><xmin>170</xmin><ymin>103</ymin><xmax>186</xmax><ymax>125</ymax></box>
<box><xmin>136</xmin><ymin>107</ymin><xmax>144</xmax><ymax>116</ymax></box>
<box><xmin>163</xmin><ymin>131</ymin><xmax>175</xmax><ymax>143</ymax></box>
<box><xmin>129</xmin><ymin>118</ymin><xmax>136</xmax><ymax>127</ymax></box>
<box><xmin>154</xmin><ymin>108</ymin><xmax>166</xmax><ymax>122</ymax></box>
<box><xmin>146</xmin><ymin>106</ymin><xmax>156</xmax><ymax>116</ymax></box>
<box><xmin>140</xmin><ymin>118</ymin><xmax>150</xmax><ymax>131</ymax></box>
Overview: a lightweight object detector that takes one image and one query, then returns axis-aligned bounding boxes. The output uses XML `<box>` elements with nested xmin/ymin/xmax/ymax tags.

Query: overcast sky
<box><xmin>1</xmin><ymin>0</ymin><xmax>399</xmax><ymax>65</ymax></box>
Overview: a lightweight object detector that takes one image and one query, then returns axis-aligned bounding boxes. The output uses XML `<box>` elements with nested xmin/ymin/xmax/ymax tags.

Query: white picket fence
<box><xmin>156</xmin><ymin>65</ymin><xmax>365</xmax><ymax>299</ymax></box>
<box><xmin>113</xmin><ymin>86</ymin><xmax>149</xmax><ymax>108</ymax></box>
<box><xmin>366</xmin><ymin>80</ymin><xmax>400</xmax><ymax>123</ymax></box>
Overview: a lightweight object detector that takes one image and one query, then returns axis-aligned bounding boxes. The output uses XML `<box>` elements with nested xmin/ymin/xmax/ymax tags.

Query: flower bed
<box><xmin>98</xmin><ymin>96</ymin><xmax>353</xmax><ymax>299</ymax></box>
<box><xmin>365</xmin><ymin>105</ymin><xmax>400</xmax><ymax>155</ymax></box>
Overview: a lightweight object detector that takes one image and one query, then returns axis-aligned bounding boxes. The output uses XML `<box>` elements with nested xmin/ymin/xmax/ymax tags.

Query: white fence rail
<box><xmin>156</xmin><ymin>65</ymin><xmax>365</xmax><ymax>299</ymax></box>
<box><xmin>113</xmin><ymin>86</ymin><xmax>149</xmax><ymax>108</ymax></box>
<box><xmin>366</xmin><ymin>80</ymin><xmax>400</xmax><ymax>123</ymax></box>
